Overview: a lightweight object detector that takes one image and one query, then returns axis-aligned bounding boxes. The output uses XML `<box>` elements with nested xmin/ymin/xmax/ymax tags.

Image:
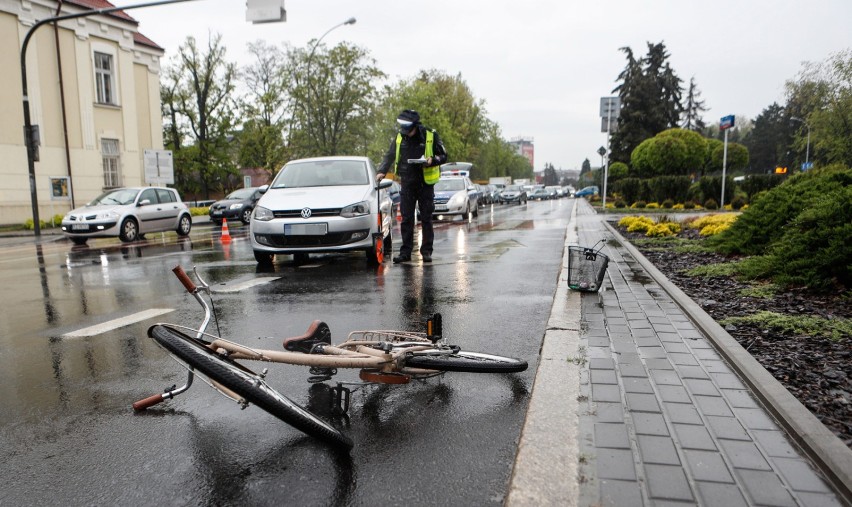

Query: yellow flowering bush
<box><xmin>689</xmin><ymin>213</ymin><xmax>738</xmax><ymax>236</ymax></box>
<box><xmin>646</xmin><ymin>223</ymin><xmax>677</xmax><ymax>237</ymax></box>
<box><xmin>646</xmin><ymin>202</ymin><xmax>660</xmax><ymax>209</ymax></box>
<box><xmin>618</xmin><ymin>215</ymin><xmax>655</xmax><ymax>233</ymax></box>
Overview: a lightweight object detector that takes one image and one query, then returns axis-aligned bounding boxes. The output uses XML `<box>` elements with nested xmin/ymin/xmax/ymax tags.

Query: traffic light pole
<box><xmin>20</xmin><ymin>0</ymin><xmax>199</xmax><ymax>236</ymax></box>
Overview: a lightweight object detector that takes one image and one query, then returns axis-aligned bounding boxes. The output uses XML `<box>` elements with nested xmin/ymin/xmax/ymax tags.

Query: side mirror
<box><xmin>259</xmin><ymin>184</ymin><xmax>269</xmax><ymax>194</ymax></box>
<box><xmin>138</xmin><ymin>199</ymin><xmax>151</xmax><ymax>206</ymax></box>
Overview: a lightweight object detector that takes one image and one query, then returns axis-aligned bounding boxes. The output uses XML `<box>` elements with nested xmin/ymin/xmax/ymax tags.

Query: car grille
<box><xmin>69</xmin><ymin>214</ymin><xmax>98</xmax><ymax>221</ymax></box>
<box><xmin>210</xmin><ymin>203</ymin><xmax>228</xmax><ymax>211</ymax></box>
<box><xmin>254</xmin><ymin>230</ymin><xmax>368</xmax><ymax>247</ymax></box>
<box><xmin>272</xmin><ymin>208</ymin><xmax>342</xmax><ymax>219</ymax></box>
<box><xmin>434</xmin><ymin>197</ymin><xmax>449</xmax><ymax>204</ymax></box>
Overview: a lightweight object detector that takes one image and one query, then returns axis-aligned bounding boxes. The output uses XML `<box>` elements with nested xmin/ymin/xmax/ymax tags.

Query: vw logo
<box><xmin>300</xmin><ymin>208</ymin><xmax>312</xmax><ymax>219</ymax></box>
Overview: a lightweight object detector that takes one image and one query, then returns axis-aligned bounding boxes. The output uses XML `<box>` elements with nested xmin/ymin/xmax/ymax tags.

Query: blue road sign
<box><xmin>801</xmin><ymin>162</ymin><xmax>814</xmax><ymax>171</ymax></box>
<box><xmin>720</xmin><ymin>115</ymin><xmax>735</xmax><ymax>130</ymax></box>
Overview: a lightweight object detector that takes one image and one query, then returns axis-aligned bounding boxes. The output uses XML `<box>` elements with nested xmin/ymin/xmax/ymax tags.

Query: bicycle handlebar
<box><xmin>172</xmin><ymin>265</ymin><xmax>197</xmax><ymax>293</ymax></box>
<box><xmin>132</xmin><ymin>393</ymin><xmax>165</xmax><ymax>411</ymax></box>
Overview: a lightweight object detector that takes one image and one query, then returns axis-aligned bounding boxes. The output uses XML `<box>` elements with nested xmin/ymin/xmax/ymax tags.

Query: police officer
<box><xmin>376</xmin><ymin>110</ymin><xmax>448</xmax><ymax>263</ymax></box>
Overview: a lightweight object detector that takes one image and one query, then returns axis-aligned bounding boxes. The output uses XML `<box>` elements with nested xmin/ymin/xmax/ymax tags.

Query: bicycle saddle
<box><xmin>283</xmin><ymin>320</ymin><xmax>332</xmax><ymax>353</ymax></box>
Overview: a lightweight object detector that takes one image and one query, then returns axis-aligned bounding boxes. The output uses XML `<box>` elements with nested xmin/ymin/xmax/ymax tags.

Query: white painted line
<box><xmin>212</xmin><ymin>277</ymin><xmax>280</xmax><ymax>293</ymax></box>
<box><xmin>63</xmin><ymin>308</ymin><xmax>174</xmax><ymax>338</ymax></box>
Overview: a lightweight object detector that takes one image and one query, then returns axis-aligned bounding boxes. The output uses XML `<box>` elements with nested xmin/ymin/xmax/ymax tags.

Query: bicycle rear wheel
<box><xmin>149</xmin><ymin>325</ymin><xmax>353</xmax><ymax>449</ymax></box>
<box><xmin>404</xmin><ymin>349</ymin><xmax>527</xmax><ymax>373</ymax></box>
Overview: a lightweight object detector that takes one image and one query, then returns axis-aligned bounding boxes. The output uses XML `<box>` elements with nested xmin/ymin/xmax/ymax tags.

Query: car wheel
<box><xmin>241</xmin><ymin>208</ymin><xmax>252</xmax><ymax>225</ymax></box>
<box><xmin>70</xmin><ymin>237</ymin><xmax>88</xmax><ymax>246</ymax></box>
<box><xmin>462</xmin><ymin>203</ymin><xmax>470</xmax><ymax>220</ymax></box>
<box><xmin>176</xmin><ymin>214</ymin><xmax>192</xmax><ymax>236</ymax></box>
<box><xmin>473</xmin><ymin>203</ymin><xmax>479</xmax><ymax>218</ymax></box>
<box><xmin>119</xmin><ymin>217</ymin><xmax>139</xmax><ymax>242</ymax></box>
<box><xmin>254</xmin><ymin>250</ymin><xmax>274</xmax><ymax>265</ymax></box>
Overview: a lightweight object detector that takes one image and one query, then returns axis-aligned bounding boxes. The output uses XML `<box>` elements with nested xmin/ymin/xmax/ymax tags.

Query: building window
<box><xmin>94</xmin><ymin>52</ymin><xmax>115</xmax><ymax>104</ymax></box>
<box><xmin>102</xmin><ymin>139</ymin><xmax>120</xmax><ymax>188</ymax></box>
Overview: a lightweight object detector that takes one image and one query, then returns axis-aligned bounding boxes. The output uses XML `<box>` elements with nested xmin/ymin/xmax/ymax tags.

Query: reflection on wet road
<box><xmin>1</xmin><ymin>199</ymin><xmax>573</xmax><ymax>506</ymax></box>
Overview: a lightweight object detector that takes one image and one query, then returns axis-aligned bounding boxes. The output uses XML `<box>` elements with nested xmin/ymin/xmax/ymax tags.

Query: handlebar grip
<box><xmin>172</xmin><ymin>265</ymin><xmax>197</xmax><ymax>293</ymax></box>
<box><xmin>132</xmin><ymin>394</ymin><xmax>165</xmax><ymax>411</ymax></box>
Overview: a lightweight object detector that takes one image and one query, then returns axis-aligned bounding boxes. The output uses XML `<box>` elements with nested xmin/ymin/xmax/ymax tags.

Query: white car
<box><xmin>250</xmin><ymin>156</ymin><xmax>394</xmax><ymax>265</ymax></box>
<box><xmin>61</xmin><ymin>186</ymin><xmax>192</xmax><ymax>245</ymax></box>
<box><xmin>432</xmin><ymin>176</ymin><xmax>479</xmax><ymax>219</ymax></box>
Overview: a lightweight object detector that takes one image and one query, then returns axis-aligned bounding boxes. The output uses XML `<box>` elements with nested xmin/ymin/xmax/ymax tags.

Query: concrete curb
<box><xmin>603</xmin><ymin>219</ymin><xmax>852</xmax><ymax>504</ymax></box>
<box><xmin>506</xmin><ymin>200</ymin><xmax>582</xmax><ymax>506</ymax></box>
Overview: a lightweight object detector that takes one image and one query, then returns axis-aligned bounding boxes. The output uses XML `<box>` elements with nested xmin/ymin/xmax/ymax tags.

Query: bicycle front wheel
<box><xmin>149</xmin><ymin>325</ymin><xmax>353</xmax><ymax>449</ymax></box>
<box><xmin>404</xmin><ymin>349</ymin><xmax>527</xmax><ymax>373</ymax></box>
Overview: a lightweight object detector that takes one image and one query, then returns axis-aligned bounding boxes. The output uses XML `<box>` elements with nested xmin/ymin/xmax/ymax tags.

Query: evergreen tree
<box><xmin>610</xmin><ymin>42</ymin><xmax>684</xmax><ymax>163</ymax></box>
<box><xmin>742</xmin><ymin>103</ymin><xmax>794</xmax><ymax>173</ymax></box>
<box><xmin>681</xmin><ymin>77</ymin><xmax>707</xmax><ymax>131</ymax></box>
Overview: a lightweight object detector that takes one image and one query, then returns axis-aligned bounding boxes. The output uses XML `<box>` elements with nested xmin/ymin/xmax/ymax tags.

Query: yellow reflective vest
<box><xmin>394</xmin><ymin>129</ymin><xmax>440</xmax><ymax>185</ymax></box>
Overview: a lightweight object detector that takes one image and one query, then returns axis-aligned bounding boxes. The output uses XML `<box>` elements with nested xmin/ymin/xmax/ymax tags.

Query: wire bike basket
<box><xmin>567</xmin><ymin>240</ymin><xmax>609</xmax><ymax>292</ymax></box>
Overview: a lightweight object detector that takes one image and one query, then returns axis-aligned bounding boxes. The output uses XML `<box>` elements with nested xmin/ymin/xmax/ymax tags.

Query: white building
<box><xmin>0</xmin><ymin>0</ymin><xmax>164</xmax><ymax>225</ymax></box>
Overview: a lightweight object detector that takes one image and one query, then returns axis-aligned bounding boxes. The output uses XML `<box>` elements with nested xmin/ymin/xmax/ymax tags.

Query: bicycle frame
<box><xmin>133</xmin><ymin>266</ymin><xmax>452</xmax><ymax>412</ymax></box>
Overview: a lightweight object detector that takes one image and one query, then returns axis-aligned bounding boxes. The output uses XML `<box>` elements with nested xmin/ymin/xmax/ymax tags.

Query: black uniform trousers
<box><xmin>398</xmin><ymin>177</ymin><xmax>434</xmax><ymax>257</ymax></box>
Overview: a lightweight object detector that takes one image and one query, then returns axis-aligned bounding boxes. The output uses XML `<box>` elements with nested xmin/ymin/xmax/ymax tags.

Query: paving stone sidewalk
<box><xmin>573</xmin><ymin>204</ymin><xmax>847</xmax><ymax>507</ymax></box>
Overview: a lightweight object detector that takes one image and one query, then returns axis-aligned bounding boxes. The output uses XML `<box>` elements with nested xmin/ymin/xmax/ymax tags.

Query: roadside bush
<box><xmin>767</xmin><ymin>185</ymin><xmax>852</xmax><ymax>290</ymax></box>
<box><xmin>631</xmin><ymin>200</ymin><xmax>647</xmax><ymax>209</ymax></box>
<box><xmin>662</xmin><ymin>199</ymin><xmax>674</xmax><ymax>209</ymax></box>
<box><xmin>619</xmin><ymin>215</ymin><xmax>655</xmax><ymax>233</ymax></box>
<box><xmin>703</xmin><ymin>198</ymin><xmax>719</xmax><ymax>210</ymax></box>
<box><xmin>190</xmin><ymin>207</ymin><xmax>210</xmax><ymax>216</ymax></box>
<box><xmin>688</xmin><ymin>213</ymin><xmax>738</xmax><ymax>236</ymax></box>
<box><xmin>730</xmin><ymin>195</ymin><xmax>747</xmax><ymax>210</ymax></box>
<box><xmin>646</xmin><ymin>202</ymin><xmax>660</xmax><ymax>209</ymax></box>
<box><xmin>614</xmin><ymin>199</ymin><xmax>627</xmax><ymax>208</ymax></box>
<box><xmin>683</xmin><ymin>200</ymin><xmax>695</xmax><ymax>209</ymax></box>
<box><xmin>614</xmin><ymin>177</ymin><xmax>646</xmax><ymax>204</ymax></box>
<box><xmin>646</xmin><ymin>223</ymin><xmax>676</xmax><ymax>237</ymax></box>
<box><xmin>710</xmin><ymin>165</ymin><xmax>852</xmax><ymax>256</ymax></box>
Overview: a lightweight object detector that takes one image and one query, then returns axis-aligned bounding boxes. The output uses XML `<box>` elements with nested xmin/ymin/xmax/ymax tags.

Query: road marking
<box><xmin>63</xmin><ymin>308</ymin><xmax>174</xmax><ymax>338</ymax></box>
<box><xmin>212</xmin><ymin>277</ymin><xmax>280</xmax><ymax>293</ymax></box>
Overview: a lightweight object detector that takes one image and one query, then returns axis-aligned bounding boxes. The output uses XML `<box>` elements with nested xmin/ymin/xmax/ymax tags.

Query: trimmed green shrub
<box><xmin>730</xmin><ymin>195</ymin><xmax>747</xmax><ymax>210</ymax></box>
<box><xmin>614</xmin><ymin>199</ymin><xmax>627</xmax><ymax>208</ymax></box>
<box><xmin>683</xmin><ymin>200</ymin><xmax>695</xmax><ymax>209</ymax></box>
<box><xmin>704</xmin><ymin>198</ymin><xmax>719</xmax><ymax>210</ymax></box>
<box><xmin>710</xmin><ymin>165</ymin><xmax>852</xmax><ymax>256</ymax></box>
<box><xmin>662</xmin><ymin>199</ymin><xmax>674</xmax><ymax>209</ymax></box>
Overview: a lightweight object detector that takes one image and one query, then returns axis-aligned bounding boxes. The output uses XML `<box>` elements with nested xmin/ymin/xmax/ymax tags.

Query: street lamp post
<box><xmin>295</xmin><ymin>17</ymin><xmax>355</xmax><ymax>154</ymax></box>
<box><xmin>791</xmin><ymin>117</ymin><xmax>811</xmax><ymax>168</ymax></box>
<box><xmin>20</xmin><ymin>0</ymin><xmax>200</xmax><ymax>236</ymax></box>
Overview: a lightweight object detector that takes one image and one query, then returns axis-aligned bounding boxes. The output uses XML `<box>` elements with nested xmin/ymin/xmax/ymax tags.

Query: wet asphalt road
<box><xmin>0</xmin><ymin>199</ymin><xmax>573</xmax><ymax>506</ymax></box>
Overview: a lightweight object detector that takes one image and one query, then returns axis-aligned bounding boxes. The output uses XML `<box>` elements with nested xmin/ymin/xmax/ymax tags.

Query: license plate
<box><xmin>285</xmin><ymin>223</ymin><xmax>327</xmax><ymax>235</ymax></box>
<box><xmin>72</xmin><ymin>224</ymin><xmax>88</xmax><ymax>230</ymax></box>
<box><xmin>434</xmin><ymin>205</ymin><xmax>448</xmax><ymax>211</ymax></box>
<box><xmin>212</xmin><ymin>211</ymin><xmax>222</xmax><ymax>215</ymax></box>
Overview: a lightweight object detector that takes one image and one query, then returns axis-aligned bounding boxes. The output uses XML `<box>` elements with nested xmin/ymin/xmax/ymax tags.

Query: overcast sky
<box><xmin>132</xmin><ymin>0</ymin><xmax>851</xmax><ymax>172</ymax></box>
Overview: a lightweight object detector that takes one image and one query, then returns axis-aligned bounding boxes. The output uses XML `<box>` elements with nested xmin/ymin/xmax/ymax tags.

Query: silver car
<box><xmin>61</xmin><ymin>187</ymin><xmax>192</xmax><ymax>245</ymax></box>
<box><xmin>250</xmin><ymin>156</ymin><xmax>394</xmax><ymax>265</ymax></box>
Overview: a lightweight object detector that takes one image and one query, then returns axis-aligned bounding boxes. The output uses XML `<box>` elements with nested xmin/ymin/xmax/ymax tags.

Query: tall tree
<box><xmin>288</xmin><ymin>41</ymin><xmax>385</xmax><ymax>158</ymax></box>
<box><xmin>237</xmin><ymin>41</ymin><xmax>290</xmax><ymax>181</ymax></box>
<box><xmin>542</xmin><ymin>163</ymin><xmax>558</xmax><ymax>185</ymax></box>
<box><xmin>742</xmin><ymin>103</ymin><xmax>794</xmax><ymax>173</ymax></box>
<box><xmin>784</xmin><ymin>49</ymin><xmax>852</xmax><ymax>167</ymax></box>
<box><xmin>681</xmin><ymin>77</ymin><xmax>707</xmax><ymax>131</ymax></box>
<box><xmin>610</xmin><ymin>41</ymin><xmax>684</xmax><ymax>163</ymax></box>
<box><xmin>162</xmin><ymin>33</ymin><xmax>238</xmax><ymax>198</ymax></box>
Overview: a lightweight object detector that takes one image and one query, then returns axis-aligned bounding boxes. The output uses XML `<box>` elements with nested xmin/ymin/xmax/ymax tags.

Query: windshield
<box><xmin>226</xmin><ymin>188</ymin><xmax>256</xmax><ymax>199</ymax></box>
<box><xmin>504</xmin><ymin>185</ymin><xmax>521</xmax><ymax>192</ymax></box>
<box><xmin>88</xmin><ymin>188</ymin><xmax>139</xmax><ymax>206</ymax></box>
<box><xmin>271</xmin><ymin>160</ymin><xmax>369</xmax><ymax>188</ymax></box>
<box><xmin>434</xmin><ymin>179</ymin><xmax>466</xmax><ymax>192</ymax></box>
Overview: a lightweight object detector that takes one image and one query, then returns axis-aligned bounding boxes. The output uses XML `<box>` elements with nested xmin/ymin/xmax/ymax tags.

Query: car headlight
<box><xmin>448</xmin><ymin>192</ymin><xmax>467</xmax><ymax>207</ymax></box>
<box><xmin>95</xmin><ymin>210</ymin><xmax>120</xmax><ymax>220</ymax></box>
<box><xmin>229</xmin><ymin>203</ymin><xmax>244</xmax><ymax>210</ymax></box>
<box><xmin>340</xmin><ymin>201</ymin><xmax>370</xmax><ymax>218</ymax></box>
<box><xmin>254</xmin><ymin>206</ymin><xmax>274</xmax><ymax>221</ymax></box>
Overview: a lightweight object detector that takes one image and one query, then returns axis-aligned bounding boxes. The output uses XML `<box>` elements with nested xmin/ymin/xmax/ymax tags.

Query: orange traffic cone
<box><xmin>220</xmin><ymin>218</ymin><xmax>232</xmax><ymax>243</ymax></box>
<box><xmin>396</xmin><ymin>206</ymin><xmax>402</xmax><ymax>222</ymax></box>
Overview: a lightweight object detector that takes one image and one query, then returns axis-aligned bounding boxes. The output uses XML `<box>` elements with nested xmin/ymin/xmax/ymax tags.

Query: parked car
<box><xmin>475</xmin><ymin>184</ymin><xmax>491</xmax><ymax>206</ymax></box>
<box><xmin>574</xmin><ymin>185</ymin><xmax>600</xmax><ymax>198</ymax></box>
<box><xmin>499</xmin><ymin>184</ymin><xmax>528</xmax><ymax>205</ymax></box>
<box><xmin>208</xmin><ymin>187</ymin><xmax>262</xmax><ymax>225</ymax></box>
<box><xmin>250</xmin><ymin>156</ymin><xmax>393</xmax><ymax>265</ymax></box>
<box><xmin>433</xmin><ymin>175</ymin><xmax>479</xmax><ymax>219</ymax></box>
<box><xmin>545</xmin><ymin>186</ymin><xmax>562</xmax><ymax>198</ymax></box>
<box><xmin>529</xmin><ymin>188</ymin><xmax>551</xmax><ymax>200</ymax></box>
<box><xmin>61</xmin><ymin>187</ymin><xmax>192</xmax><ymax>245</ymax></box>
<box><xmin>486</xmin><ymin>184</ymin><xmax>501</xmax><ymax>204</ymax></box>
